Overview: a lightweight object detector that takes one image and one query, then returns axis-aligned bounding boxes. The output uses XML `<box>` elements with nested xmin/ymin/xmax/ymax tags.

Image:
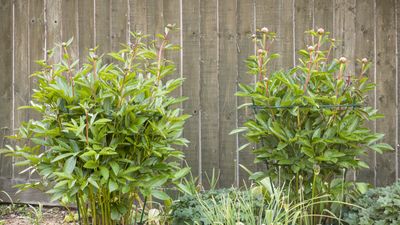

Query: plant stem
<box><xmin>139</xmin><ymin>196</ymin><xmax>147</xmax><ymax>224</ymax></box>
<box><xmin>76</xmin><ymin>195</ymin><xmax>82</xmax><ymax>225</ymax></box>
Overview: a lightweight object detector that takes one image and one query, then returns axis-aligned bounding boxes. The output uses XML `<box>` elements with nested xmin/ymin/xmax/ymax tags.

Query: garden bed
<box><xmin>0</xmin><ymin>204</ymin><xmax>76</xmax><ymax>225</ymax></box>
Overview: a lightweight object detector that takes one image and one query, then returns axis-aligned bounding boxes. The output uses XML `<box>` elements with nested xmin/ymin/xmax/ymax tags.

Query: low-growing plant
<box><xmin>28</xmin><ymin>203</ymin><xmax>43</xmax><ymax>225</ymax></box>
<box><xmin>170</xmin><ymin>188</ymin><xmax>237</xmax><ymax>225</ymax></box>
<box><xmin>193</xmin><ymin>178</ymin><xmax>350</xmax><ymax>225</ymax></box>
<box><xmin>345</xmin><ymin>180</ymin><xmax>400</xmax><ymax>225</ymax></box>
<box><xmin>232</xmin><ymin>27</ymin><xmax>393</xmax><ymax>223</ymax></box>
<box><xmin>0</xmin><ymin>25</ymin><xmax>190</xmax><ymax>225</ymax></box>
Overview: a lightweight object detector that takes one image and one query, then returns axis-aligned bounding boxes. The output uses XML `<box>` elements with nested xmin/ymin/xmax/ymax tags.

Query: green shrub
<box><xmin>0</xmin><ymin>26</ymin><xmax>190</xmax><ymax>225</ymax></box>
<box><xmin>232</xmin><ymin>27</ymin><xmax>393</xmax><ymax>223</ymax></box>
<box><xmin>345</xmin><ymin>181</ymin><xmax>400</xmax><ymax>225</ymax></box>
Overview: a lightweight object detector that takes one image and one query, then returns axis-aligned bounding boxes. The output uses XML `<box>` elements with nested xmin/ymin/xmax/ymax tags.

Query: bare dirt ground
<box><xmin>0</xmin><ymin>204</ymin><xmax>76</xmax><ymax>225</ymax></box>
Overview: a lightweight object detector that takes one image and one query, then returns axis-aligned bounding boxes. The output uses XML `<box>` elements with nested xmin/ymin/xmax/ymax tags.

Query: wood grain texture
<box><xmin>45</xmin><ymin>0</ymin><xmax>62</xmax><ymax>62</ymax></box>
<box><xmin>61</xmin><ymin>0</ymin><xmax>79</xmax><ymax>59</ymax></box>
<box><xmin>375</xmin><ymin>0</ymin><xmax>397</xmax><ymax>187</ymax></box>
<box><xmin>333</xmin><ymin>0</ymin><xmax>357</xmax><ymax>181</ymax></box>
<box><xmin>95</xmin><ymin>0</ymin><xmax>111</xmax><ymax>61</ymax></box>
<box><xmin>355</xmin><ymin>0</ymin><xmax>376</xmax><ymax>185</ymax></box>
<box><xmin>28</xmin><ymin>0</ymin><xmax>45</xmax><ymax>180</ymax></box>
<box><xmin>146</xmin><ymin>0</ymin><xmax>164</xmax><ymax>38</ymax></box>
<box><xmin>294</xmin><ymin>0</ymin><xmax>313</xmax><ymax>63</ymax></box>
<box><xmin>255</xmin><ymin>0</ymin><xmax>280</xmax><ymax>71</ymax></box>
<box><xmin>333</xmin><ymin>0</ymin><xmax>356</xmax><ymax>71</ymax></box>
<box><xmin>78</xmin><ymin>0</ymin><xmax>95</xmax><ymax>65</ymax></box>
<box><xmin>218</xmin><ymin>0</ymin><xmax>238</xmax><ymax>187</ymax></box>
<box><xmin>111</xmin><ymin>0</ymin><xmax>128</xmax><ymax>52</ymax></box>
<box><xmin>182</xmin><ymin>0</ymin><xmax>201</xmax><ymax>180</ymax></box>
<box><xmin>199</xmin><ymin>0</ymin><xmax>219</xmax><ymax>187</ymax></box>
<box><xmin>163</xmin><ymin>0</ymin><xmax>181</xmax><ymax>97</ymax></box>
<box><xmin>0</xmin><ymin>0</ymin><xmax>13</xmax><ymax>179</ymax></box>
<box><xmin>314</xmin><ymin>0</ymin><xmax>333</xmax><ymax>32</ymax></box>
<box><xmin>13</xmin><ymin>0</ymin><xmax>30</xmax><ymax>140</ymax></box>
<box><xmin>129</xmin><ymin>0</ymin><xmax>147</xmax><ymax>34</ymax></box>
<box><xmin>237</xmin><ymin>0</ymin><xmax>256</xmax><ymax>184</ymax></box>
<box><xmin>278</xmin><ymin>0</ymin><xmax>294</xmax><ymax>70</ymax></box>
<box><xmin>397</xmin><ymin>0</ymin><xmax>400</xmax><ymax>181</ymax></box>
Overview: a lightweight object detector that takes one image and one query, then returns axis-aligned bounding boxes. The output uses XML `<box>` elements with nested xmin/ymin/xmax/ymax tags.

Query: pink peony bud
<box><xmin>339</xmin><ymin>57</ymin><xmax>347</xmax><ymax>64</ymax></box>
<box><xmin>361</xmin><ymin>58</ymin><xmax>368</xmax><ymax>63</ymax></box>
<box><xmin>261</xmin><ymin>27</ymin><xmax>269</xmax><ymax>33</ymax></box>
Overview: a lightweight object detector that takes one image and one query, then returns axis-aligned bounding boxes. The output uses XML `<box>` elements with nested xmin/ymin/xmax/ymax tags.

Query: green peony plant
<box><xmin>1</xmin><ymin>26</ymin><xmax>190</xmax><ymax>225</ymax></box>
<box><xmin>233</xmin><ymin>27</ymin><xmax>393</xmax><ymax>223</ymax></box>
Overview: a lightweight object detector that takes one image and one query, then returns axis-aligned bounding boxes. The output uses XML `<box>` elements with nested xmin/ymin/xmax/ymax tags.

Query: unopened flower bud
<box><xmin>307</xmin><ymin>46</ymin><xmax>315</xmax><ymax>52</ymax></box>
<box><xmin>166</xmin><ymin>24</ymin><xmax>174</xmax><ymax>30</ymax></box>
<box><xmin>257</xmin><ymin>49</ymin><xmax>264</xmax><ymax>55</ymax></box>
<box><xmin>92</xmin><ymin>54</ymin><xmax>98</xmax><ymax>60</ymax></box>
<box><xmin>61</xmin><ymin>42</ymin><xmax>67</xmax><ymax>47</ymax></box>
<box><xmin>339</xmin><ymin>57</ymin><xmax>347</xmax><ymax>64</ymax></box>
<box><xmin>263</xmin><ymin>77</ymin><xmax>268</xmax><ymax>82</ymax></box>
<box><xmin>331</xmin><ymin>38</ymin><xmax>336</xmax><ymax>42</ymax></box>
<box><xmin>261</xmin><ymin>27</ymin><xmax>269</xmax><ymax>33</ymax></box>
<box><xmin>317</xmin><ymin>28</ymin><xmax>325</xmax><ymax>35</ymax></box>
<box><xmin>251</xmin><ymin>34</ymin><xmax>257</xmax><ymax>39</ymax></box>
<box><xmin>361</xmin><ymin>58</ymin><xmax>368</xmax><ymax>64</ymax></box>
<box><xmin>313</xmin><ymin>164</ymin><xmax>320</xmax><ymax>175</ymax></box>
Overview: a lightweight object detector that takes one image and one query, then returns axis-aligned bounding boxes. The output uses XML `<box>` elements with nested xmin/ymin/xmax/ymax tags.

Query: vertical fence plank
<box><xmin>255</xmin><ymin>0</ymin><xmax>280</xmax><ymax>71</ymax></box>
<box><xmin>78</xmin><ymin>0</ymin><xmax>95</xmax><ymax>65</ymax></box>
<box><xmin>375</xmin><ymin>0</ymin><xmax>397</xmax><ymax>187</ymax></box>
<box><xmin>111</xmin><ymin>0</ymin><xmax>128</xmax><ymax>51</ymax></box>
<box><xmin>95</xmin><ymin>0</ymin><xmax>111</xmax><ymax>59</ymax></box>
<box><xmin>278</xmin><ymin>0</ymin><xmax>294</xmax><ymax>70</ymax></box>
<box><xmin>30</xmin><ymin>0</ymin><xmax>45</xmax><ymax>104</ymax></box>
<box><xmin>182</xmin><ymin>0</ymin><xmax>201</xmax><ymax>180</ymax></box>
<box><xmin>129</xmin><ymin>0</ymin><xmax>147</xmax><ymax>34</ymax></box>
<box><xmin>294</xmin><ymin>0</ymin><xmax>313</xmax><ymax>61</ymax></box>
<box><xmin>218</xmin><ymin>0</ymin><xmax>238</xmax><ymax>187</ymax></box>
<box><xmin>0</xmin><ymin>0</ymin><xmax>13</xmax><ymax>179</ymax></box>
<box><xmin>163</xmin><ymin>0</ymin><xmax>181</xmax><ymax>94</ymax></box>
<box><xmin>333</xmin><ymin>0</ymin><xmax>356</xmax><ymax>71</ymax></box>
<box><xmin>46</xmin><ymin>0</ymin><xmax>62</xmax><ymax>61</ymax></box>
<box><xmin>146</xmin><ymin>0</ymin><xmax>164</xmax><ymax>38</ymax></box>
<box><xmin>397</xmin><ymin>0</ymin><xmax>400</xmax><ymax>181</ymax></box>
<box><xmin>314</xmin><ymin>0</ymin><xmax>333</xmax><ymax>32</ymax></box>
<box><xmin>61</xmin><ymin>0</ymin><xmax>79</xmax><ymax>59</ymax></box>
<box><xmin>355</xmin><ymin>0</ymin><xmax>376</xmax><ymax>184</ymax></box>
<box><xmin>333</xmin><ymin>0</ymin><xmax>357</xmax><ymax>181</ymax></box>
<box><xmin>199</xmin><ymin>0</ymin><xmax>219</xmax><ymax>187</ymax></box>
<box><xmin>13</xmin><ymin>1</ymin><xmax>30</xmax><ymax>182</ymax></box>
<box><xmin>237</xmin><ymin>0</ymin><xmax>256</xmax><ymax>184</ymax></box>
<box><xmin>254</xmin><ymin>0</ymin><xmax>280</xmax><ymax>174</ymax></box>
<box><xmin>27</xmin><ymin>0</ymin><xmax>45</xmax><ymax>180</ymax></box>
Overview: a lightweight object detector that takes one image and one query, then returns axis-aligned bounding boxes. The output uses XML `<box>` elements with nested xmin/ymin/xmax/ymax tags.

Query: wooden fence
<box><xmin>0</xmin><ymin>0</ymin><xmax>399</xmax><ymax>203</ymax></box>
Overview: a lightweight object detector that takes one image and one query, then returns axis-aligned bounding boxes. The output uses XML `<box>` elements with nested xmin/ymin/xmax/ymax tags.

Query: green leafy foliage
<box><xmin>345</xmin><ymin>180</ymin><xmax>400</xmax><ymax>225</ymax></box>
<box><xmin>233</xmin><ymin>28</ymin><xmax>393</xmax><ymax>223</ymax></box>
<box><xmin>0</xmin><ymin>26</ymin><xmax>189</xmax><ymax>224</ymax></box>
<box><xmin>172</xmin><ymin>180</ymin><xmax>345</xmax><ymax>225</ymax></box>
<box><xmin>170</xmin><ymin>188</ymin><xmax>238</xmax><ymax>225</ymax></box>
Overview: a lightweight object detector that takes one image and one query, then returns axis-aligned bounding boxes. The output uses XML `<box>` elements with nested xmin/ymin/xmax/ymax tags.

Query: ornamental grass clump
<box><xmin>233</xmin><ymin>27</ymin><xmax>393</xmax><ymax>223</ymax></box>
<box><xmin>1</xmin><ymin>25</ymin><xmax>190</xmax><ymax>225</ymax></box>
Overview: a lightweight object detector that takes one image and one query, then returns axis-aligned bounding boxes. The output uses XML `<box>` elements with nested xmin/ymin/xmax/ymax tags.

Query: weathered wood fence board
<box><xmin>1</xmin><ymin>0</ymin><xmax>400</xmax><ymax>204</ymax></box>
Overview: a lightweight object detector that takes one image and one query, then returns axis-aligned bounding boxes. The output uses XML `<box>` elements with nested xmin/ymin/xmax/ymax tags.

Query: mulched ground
<box><xmin>0</xmin><ymin>204</ymin><xmax>76</xmax><ymax>225</ymax></box>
